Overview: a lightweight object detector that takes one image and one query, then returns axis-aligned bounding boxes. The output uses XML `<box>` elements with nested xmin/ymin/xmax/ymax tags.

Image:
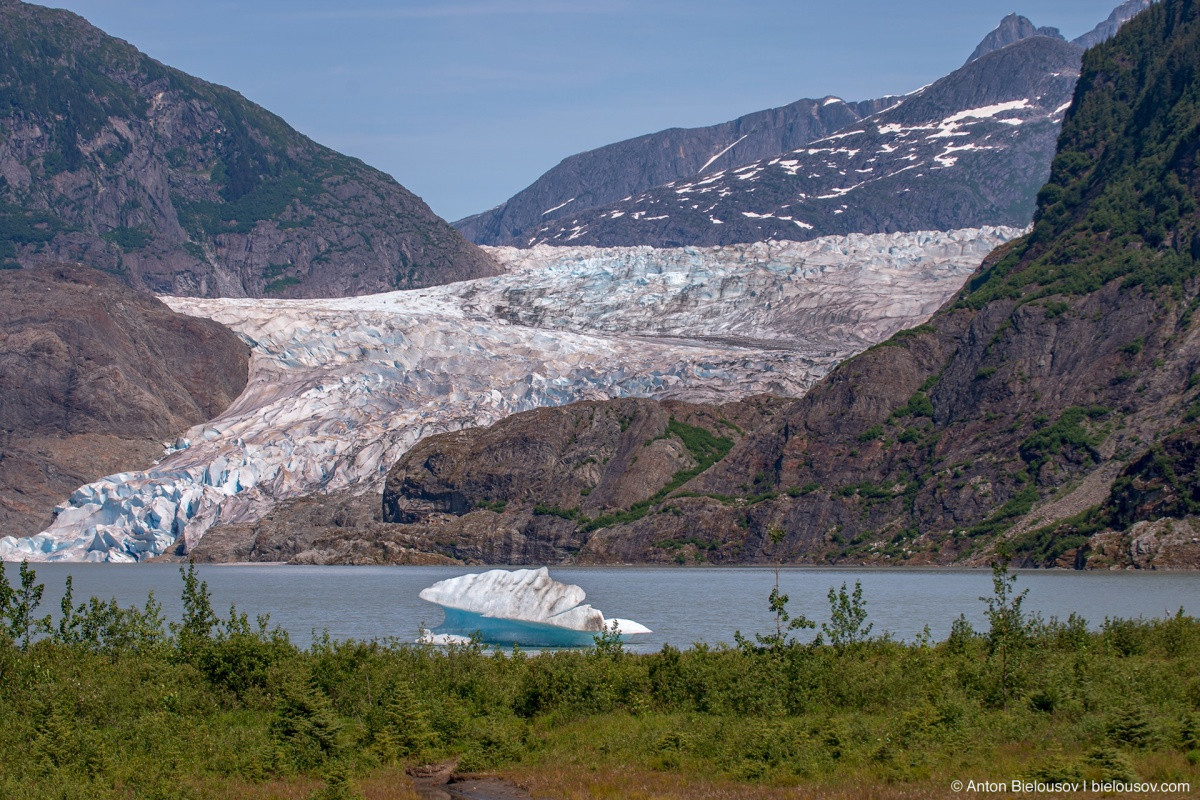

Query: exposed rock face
<box><xmin>182</xmin><ymin>490</ymin><xmax>458</xmax><ymax>566</ymax></box>
<box><xmin>0</xmin><ymin>263</ymin><xmax>248</xmax><ymax>537</ymax></box>
<box><xmin>0</xmin><ymin>1</ymin><xmax>497</xmax><ymax>297</ymax></box>
<box><xmin>385</xmin><ymin>399</ymin><xmax>691</xmax><ymax>524</ymax></box>
<box><xmin>965</xmin><ymin>14</ymin><xmax>1063</xmax><ymax>64</ymax></box>
<box><xmin>377</xmin><ymin>397</ymin><xmax>787</xmax><ymax>565</ymax></box>
<box><xmin>1</xmin><ymin>227</ymin><xmax>1020</xmax><ymax>561</ymax></box>
<box><xmin>1088</xmin><ymin>519</ymin><xmax>1200</xmax><ymax>570</ymax></box>
<box><xmin>1108</xmin><ymin>427</ymin><xmax>1200</xmax><ymax>527</ymax></box>
<box><xmin>453</xmin><ymin>94</ymin><xmax>898</xmax><ymax>246</ymax></box>
<box><xmin>1075</xmin><ymin>427</ymin><xmax>1200</xmax><ymax>569</ymax></box>
<box><xmin>375</xmin><ymin>0</ymin><xmax>1200</xmax><ymax>570</ymax></box>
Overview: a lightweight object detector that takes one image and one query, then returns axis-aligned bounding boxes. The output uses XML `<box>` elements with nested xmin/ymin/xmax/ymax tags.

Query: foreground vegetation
<box><xmin>1</xmin><ymin>563</ymin><xmax>1197</xmax><ymax>799</ymax></box>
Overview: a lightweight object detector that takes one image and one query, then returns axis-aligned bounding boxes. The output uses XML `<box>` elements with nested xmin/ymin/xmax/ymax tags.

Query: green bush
<box><xmin>100</xmin><ymin>226</ymin><xmax>152</xmax><ymax>250</ymax></box>
<box><xmin>1</xmin><ymin>562</ymin><xmax>1198</xmax><ymax>796</ymax></box>
<box><xmin>1019</xmin><ymin>405</ymin><xmax>1111</xmax><ymax>471</ymax></box>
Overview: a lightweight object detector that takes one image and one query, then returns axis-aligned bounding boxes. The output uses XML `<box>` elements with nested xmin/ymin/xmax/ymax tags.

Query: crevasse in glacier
<box><xmin>419</xmin><ymin>567</ymin><xmax>651</xmax><ymax>647</ymax></box>
<box><xmin>0</xmin><ymin>227</ymin><xmax>1021</xmax><ymax>562</ymax></box>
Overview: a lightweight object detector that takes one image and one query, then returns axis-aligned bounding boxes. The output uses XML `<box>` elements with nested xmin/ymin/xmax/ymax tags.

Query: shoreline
<box><xmin>94</xmin><ymin>559</ymin><xmax>1200</xmax><ymax>572</ymax></box>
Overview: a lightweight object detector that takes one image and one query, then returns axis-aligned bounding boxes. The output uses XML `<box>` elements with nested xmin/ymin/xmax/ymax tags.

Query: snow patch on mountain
<box><xmin>0</xmin><ymin>227</ymin><xmax>1022</xmax><ymax>562</ymax></box>
<box><xmin>526</xmin><ymin>85</ymin><xmax>1066</xmax><ymax>247</ymax></box>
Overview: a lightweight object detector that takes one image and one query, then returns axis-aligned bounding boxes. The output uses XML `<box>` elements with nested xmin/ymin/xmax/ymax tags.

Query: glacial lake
<box><xmin>6</xmin><ymin>563</ymin><xmax>1198</xmax><ymax>653</ymax></box>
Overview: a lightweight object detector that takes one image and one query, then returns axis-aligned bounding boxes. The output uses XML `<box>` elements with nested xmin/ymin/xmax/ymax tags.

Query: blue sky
<box><xmin>48</xmin><ymin>0</ymin><xmax>1127</xmax><ymax>222</ymax></box>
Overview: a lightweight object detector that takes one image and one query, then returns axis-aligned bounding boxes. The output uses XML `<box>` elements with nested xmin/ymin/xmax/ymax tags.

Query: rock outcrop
<box><xmin>0</xmin><ymin>1</ymin><xmax>497</xmax><ymax>297</ymax></box>
<box><xmin>0</xmin><ymin>263</ymin><xmax>248</xmax><ymax>537</ymax></box>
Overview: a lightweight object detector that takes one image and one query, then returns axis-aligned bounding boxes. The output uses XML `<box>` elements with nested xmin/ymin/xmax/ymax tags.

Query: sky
<box><xmin>45</xmin><ymin>0</ymin><xmax>1128</xmax><ymax>223</ymax></box>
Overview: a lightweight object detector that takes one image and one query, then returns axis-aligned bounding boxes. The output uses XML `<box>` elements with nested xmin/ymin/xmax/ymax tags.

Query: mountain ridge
<box><xmin>452</xmin><ymin>94</ymin><xmax>899</xmax><ymax>246</ymax></box>
<box><xmin>454</xmin><ymin>2</ymin><xmax>1153</xmax><ymax>251</ymax></box>
<box><xmin>517</xmin><ymin>36</ymin><xmax>1080</xmax><ymax>248</ymax></box>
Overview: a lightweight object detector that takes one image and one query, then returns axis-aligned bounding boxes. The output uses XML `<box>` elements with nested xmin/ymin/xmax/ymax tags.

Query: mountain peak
<box><xmin>965</xmin><ymin>13</ymin><xmax>1065</xmax><ymax>65</ymax></box>
<box><xmin>1072</xmin><ymin>0</ymin><xmax>1154</xmax><ymax>49</ymax></box>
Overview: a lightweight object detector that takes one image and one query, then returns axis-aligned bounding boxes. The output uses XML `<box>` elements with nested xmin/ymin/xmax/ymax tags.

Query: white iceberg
<box><xmin>418</xmin><ymin>567</ymin><xmax>651</xmax><ymax>647</ymax></box>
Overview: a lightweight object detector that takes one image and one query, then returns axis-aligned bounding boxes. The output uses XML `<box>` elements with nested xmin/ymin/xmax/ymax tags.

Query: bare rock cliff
<box><xmin>0</xmin><ymin>264</ymin><xmax>249</xmax><ymax>537</ymax></box>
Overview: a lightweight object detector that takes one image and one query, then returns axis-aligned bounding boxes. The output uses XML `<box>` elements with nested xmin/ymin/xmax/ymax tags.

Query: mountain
<box><xmin>374</xmin><ymin>0</ymin><xmax>1200</xmax><ymax>569</ymax></box>
<box><xmin>965</xmin><ymin>13</ymin><xmax>1063</xmax><ymax>64</ymax></box>
<box><xmin>455</xmin><ymin>3</ymin><xmax>1151</xmax><ymax>251</ymax></box>
<box><xmin>519</xmin><ymin>36</ymin><xmax>1080</xmax><ymax>248</ymax></box>
<box><xmin>0</xmin><ymin>0</ymin><xmax>497</xmax><ymax>297</ymax></box>
<box><xmin>0</xmin><ymin>264</ymin><xmax>248</xmax><ymax>539</ymax></box>
<box><xmin>452</xmin><ymin>94</ymin><xmax>899</xmax><ymax>247</ymax></box>
<box><xmin>2</xmin><ymin>1</ymin><xmax>1182</xmax><ymax>565</ymax></box>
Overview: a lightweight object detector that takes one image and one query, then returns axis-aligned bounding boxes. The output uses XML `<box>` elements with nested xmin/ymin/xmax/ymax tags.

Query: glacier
<box><xmin>0</xmin><ymin>227</ymin><xmax>1021</xmax><ymax>562</ymax></box>
<box><xmin>419</xmin><ymin>567</ymin><xmax>651</xmax><ymax>647</ymax></box>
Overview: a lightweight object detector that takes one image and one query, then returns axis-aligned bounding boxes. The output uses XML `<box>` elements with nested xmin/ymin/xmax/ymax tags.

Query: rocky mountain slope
<box><xmin>0</xmin><ymin>227</ymin><xmax>1019</xmax><ymax>561</ymax></box>
<box><xmin>519</xmin><ymin>36</ymin><xmax>1081</xmax><ymax>248</ymax></box>
<box><xmin>375</xmin><ymin>0</ymin><xmax>1200</xmax><ymax>569</ymax></box>
<box><xmin>0</xmin><ymin>264</ymin><xmax>248</xmax><ymax>539</ymax></box>
<box><xmin>453</xmin><ymin>94</ymin><xmax>899</xmax><ymax>246</ymax></box>
<box><xmin>188</xmin><ymin>397</ymin><xmax>789</xmax><ymax>564</ymax></box>
<box><xmin>456</xmin><ymin>2</ymin><xmax>1151</xmax><ymax>250</ymax></box>
<box><xmin>0</xmin><ymin>0</ymin><xmax>497</xmax><ymax>297</ymax></box>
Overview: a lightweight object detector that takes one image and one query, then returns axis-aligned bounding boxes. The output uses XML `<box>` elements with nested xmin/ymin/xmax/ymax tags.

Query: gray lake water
<box><xmin>5</xmin><ymin>563</ymin><xmax>1198</xmax><ymax>653</ymax></box>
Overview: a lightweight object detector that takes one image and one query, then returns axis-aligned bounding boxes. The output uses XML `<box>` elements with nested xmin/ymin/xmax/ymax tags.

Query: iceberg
<box><xmin>418</xmin><ymin>567</ymin><xmax>651</xmax><ymax>647</ymax></box>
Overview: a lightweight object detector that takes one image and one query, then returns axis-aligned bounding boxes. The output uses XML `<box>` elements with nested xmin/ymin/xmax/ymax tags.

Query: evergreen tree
<box><xmin>272</xmin><ymin>674</ymin><xmax>343</xmax><ymax>771</ymax></box>
<box><xmin>374</xmin><ymin>681</ymin><xmax>436</xmax><ymax>763</ymax></box>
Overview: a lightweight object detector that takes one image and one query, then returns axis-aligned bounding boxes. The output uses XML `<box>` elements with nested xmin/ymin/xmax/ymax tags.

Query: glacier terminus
<box><xmin>0</xmin><ymin>228</ymin><xmax>1021</xmax><ymax>562</ymax></box>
